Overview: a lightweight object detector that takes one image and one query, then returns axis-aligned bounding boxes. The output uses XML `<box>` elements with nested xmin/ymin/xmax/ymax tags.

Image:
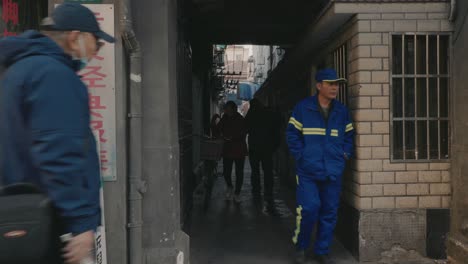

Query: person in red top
<box><xmin>218</xmin><ymin>101</ymin><xmax>248</xmax><ymax>203</ymax></box>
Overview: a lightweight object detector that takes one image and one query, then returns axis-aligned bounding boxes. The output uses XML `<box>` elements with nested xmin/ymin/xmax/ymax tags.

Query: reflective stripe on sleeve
<box><xmin>289</xmin><ymin>117</ymin><xmax>303</xmax><ymax>131</ymax></box>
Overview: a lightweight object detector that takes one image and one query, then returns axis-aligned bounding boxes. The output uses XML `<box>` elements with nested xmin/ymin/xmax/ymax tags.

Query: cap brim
<box><xmin>322</xmin><ymin>78</ymin><xmax>347</xmax><ymax>83</ymax></box>
<box><xmin>95</xmin><ymin>30</ymin><xmax>115</xmax><ymax>43</ymax></box>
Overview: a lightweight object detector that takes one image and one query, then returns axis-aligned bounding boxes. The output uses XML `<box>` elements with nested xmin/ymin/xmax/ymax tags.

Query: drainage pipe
<box><xmin>119</xmin><ymin>1</ymin><xmax>145</xmax><ymax>264</ymax></box>
<box><xmin>450</xmin><ymin>0</ymin><xmax>457</xmax><ymax>22</ymax></box>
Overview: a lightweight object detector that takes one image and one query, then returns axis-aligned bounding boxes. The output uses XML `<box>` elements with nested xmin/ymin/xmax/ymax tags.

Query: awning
<box><xmin>237</xmin><ymin>82</ymin><xmax>260</xmax><ymax>101</ymax></box>
<box><xmin>225</xmin><ymin>92</ymin><xmax>243</xmax><ymax>106</ymax></box>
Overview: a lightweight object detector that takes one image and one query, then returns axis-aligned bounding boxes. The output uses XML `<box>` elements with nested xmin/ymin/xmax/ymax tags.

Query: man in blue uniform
<box><xmin>287</xmin><ymin>69</ymin><xmax>354</xmax><ymax>264</ymax></box>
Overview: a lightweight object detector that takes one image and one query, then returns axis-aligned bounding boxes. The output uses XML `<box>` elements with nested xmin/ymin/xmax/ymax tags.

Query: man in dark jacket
<box><xmin>245</xmin><ymin>98</ymin><xmax>280</xmax><ymax>208</ymax></box>
<box><xmin>0</xmin><ymin>3</ymin><xmax>114</xmax><ymax>263</ymax></box>
<box><xmin>218</xmin><ymin>101</ymin><xmax>247</xmax><ymax>203</ymax></box>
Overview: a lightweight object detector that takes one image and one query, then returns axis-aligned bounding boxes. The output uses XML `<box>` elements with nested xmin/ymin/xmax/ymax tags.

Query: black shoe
<box><xmin>314</xmin><ymin>254</ymin><xmax>335</xmax><ymax>264</ymax></box>
<box><xmin>294</xmin><ymin>250</ymin><xmax>310</xmax><ymax>264</ymax></box>
<box><xmin>263</xmin><ymin>200</ymin><xmax>277</xmax><ymax>215</ymax></box>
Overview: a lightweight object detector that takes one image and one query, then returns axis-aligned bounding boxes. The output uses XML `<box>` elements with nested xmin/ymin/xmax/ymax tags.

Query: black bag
<box><xmin>0</xmin><ymin>184</ymin><xmax>59</xmax><ymax>264</ymax></box>
<box><xmin>0</xmin><ymin>67</ymin><xmax>62</xmax><ymax>264</ymax></box>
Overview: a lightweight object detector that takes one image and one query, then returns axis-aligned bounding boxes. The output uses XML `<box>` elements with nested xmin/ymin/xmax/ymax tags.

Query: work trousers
<box><xmin>292</xmin><ymin>175</ymin><xmax>342</xmax><ymax>255</ymax></box>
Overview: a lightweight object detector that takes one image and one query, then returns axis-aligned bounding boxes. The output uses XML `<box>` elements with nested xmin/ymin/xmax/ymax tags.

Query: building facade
<box><xmin>251</xmin><ymin>45</ymin><xmax>285</xmax><ymax>84</ymax></box>
<box><xmin>257</xmin><ymin>0</ymin><xmax>454</xmax><ymax>261</ymax></box>
<box><xmin>3</xmin><ymin>0</ymin><xmax>466</xmax><ymax>263</ymax></box>
<box><xmin>332</xmin><ymin>3</ymin><xmax>452</xmax><ymax>261</ymax></box>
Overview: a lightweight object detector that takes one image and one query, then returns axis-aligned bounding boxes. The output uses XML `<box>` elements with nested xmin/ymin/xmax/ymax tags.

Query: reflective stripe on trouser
<box><xmin>292</xmin><ymin>175</ymin><xmax>342</xmax><ymax>255</ymax></box>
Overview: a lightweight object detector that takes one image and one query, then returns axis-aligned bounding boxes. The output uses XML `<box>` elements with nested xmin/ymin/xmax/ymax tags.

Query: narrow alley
<box><xmin>188</xmin><ymin>165</ymin><xmax>358</xmax><ymax>264</ymax></box>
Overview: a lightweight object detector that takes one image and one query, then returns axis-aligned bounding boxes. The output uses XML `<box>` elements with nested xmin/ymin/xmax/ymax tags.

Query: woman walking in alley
<box><xmin>218</xmin><ymin>101</ymin><xmax>248</xmax><ymax>203</ymax></box>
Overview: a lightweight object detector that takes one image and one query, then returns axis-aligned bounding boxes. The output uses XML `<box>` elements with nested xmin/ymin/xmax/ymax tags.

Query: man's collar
<box><xmin>305</xmin><ymin>95</ymin><xmax>319</xmax><ymax>110</ymax></box>
<box><xmin>306</xmin><ymin>95</ymin><xmax>334</xmax><ymax>111</ymax></box>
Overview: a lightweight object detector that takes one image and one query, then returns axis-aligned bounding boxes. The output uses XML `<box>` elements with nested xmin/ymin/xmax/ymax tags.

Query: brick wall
<box><xmin>321</xmin><ymin>2</ymin><xmax>454</xmax><ymax>211</ymax></box>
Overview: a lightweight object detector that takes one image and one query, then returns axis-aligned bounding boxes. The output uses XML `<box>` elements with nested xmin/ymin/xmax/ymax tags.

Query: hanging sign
<box><xmin>65</xmin><ymin>0</ymin><xmax>103</xmax><ymax>3</ymax></box>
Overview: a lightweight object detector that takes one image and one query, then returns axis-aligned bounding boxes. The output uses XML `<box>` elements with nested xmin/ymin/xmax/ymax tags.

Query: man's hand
<box><xmin>63</xmin><ymin>231</ymin><xmax>95</xmax><ymax>264</ymax></box>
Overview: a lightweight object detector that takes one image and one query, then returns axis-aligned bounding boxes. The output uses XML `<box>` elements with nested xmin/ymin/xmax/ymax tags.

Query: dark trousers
<box><xmin>223</xmin><ymin>157</ymin><xmax>245</xmax><ymax>195</ymax></box>
<box><xmin>249</xmin><ymin>150</ymin><xmax>274</xmax><ymax>201</ymax></box>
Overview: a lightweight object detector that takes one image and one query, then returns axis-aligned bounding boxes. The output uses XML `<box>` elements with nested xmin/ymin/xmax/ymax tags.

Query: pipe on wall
<box><xmin>119</xmin><ymin>0</ymin><xmax>145</xmax><ymax>263</ymax></box>
<box><xmin>450</xmin><ymin>0</ymin><xmax>457</xmax><ymax>21</ymax></box>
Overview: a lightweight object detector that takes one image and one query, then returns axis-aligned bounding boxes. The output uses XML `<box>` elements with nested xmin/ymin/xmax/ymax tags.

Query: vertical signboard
<box><xmin>82</xmin><ymin>4</ymin><xmax>117</xmax><ymax>182</ymax></box>
<box><xmin>93</xmin><ymin>131</ymin><xmax>108</xmax><ymax>264</ymax></box>
<box><xmin>85</xmin><ymin>5</ymin><xmax>114</xmax><ymax>264</ymax></box>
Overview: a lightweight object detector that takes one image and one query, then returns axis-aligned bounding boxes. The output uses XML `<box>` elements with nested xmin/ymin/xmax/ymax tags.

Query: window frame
<box><xmin>389</xmin><ymin>32</ymin><xmax>451</xmax><ymax>163</ymax></box>
<box><xmin>332</xmin><ymin>43</ymin><xmax>349</xmax><ymax>106</ymax></box>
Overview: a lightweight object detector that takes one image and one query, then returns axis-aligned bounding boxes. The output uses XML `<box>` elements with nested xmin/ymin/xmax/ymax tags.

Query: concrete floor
<box><xmin>189</xmin><ymin>165</ymin><xmax>359</xmax><ymax>264</ymax></box>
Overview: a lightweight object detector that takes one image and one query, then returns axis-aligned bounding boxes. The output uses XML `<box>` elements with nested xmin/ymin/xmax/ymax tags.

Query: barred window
<box><xmin>391</xmin><ymin>34</ymin><xmax>450</xmax><ymax>161</ymax></box>
<box><xmin>333</xmin><ymin>44</ymin><xmax>348</xmax><ymax>105</ymax></box>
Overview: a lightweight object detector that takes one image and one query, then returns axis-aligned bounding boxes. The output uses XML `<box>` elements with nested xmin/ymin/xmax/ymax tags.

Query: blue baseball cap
<box><xmin>315</xmin><ymin>68</ymin><xmax>347</xmax><ymax>83</ymax></box>
<box><xmin>40</xmin><ymin>3</ymin><xmax>115</xmax><ymax>43</ymax></box>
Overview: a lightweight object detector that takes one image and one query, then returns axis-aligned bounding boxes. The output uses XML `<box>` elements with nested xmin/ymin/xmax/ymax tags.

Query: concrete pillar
<box><xmin>447</xmin><ymin>1</ymin><xmax>468</xmax><ymax>262</ymax></box>
<box><xmin>133</xmin><ymin>0</ymin><xmax>189</xmax><ymax>263</ymax></box>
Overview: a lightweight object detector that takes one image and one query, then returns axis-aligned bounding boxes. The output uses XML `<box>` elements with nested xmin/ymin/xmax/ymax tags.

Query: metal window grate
<box><xmin>333</xmin><ymin>44</ymin><xmax>348</xmax><ymax>105</ymax></box>
<box><xmin>391</xmin><ymin>33</ymin><xmax>450</xmax><ymax>161</ymax></box>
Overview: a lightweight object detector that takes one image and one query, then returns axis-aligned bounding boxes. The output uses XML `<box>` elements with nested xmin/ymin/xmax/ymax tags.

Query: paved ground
<box><xmin>188</xmin><ymin>165</ymin><xmax>359</xmax><ymax>264</ymax></box>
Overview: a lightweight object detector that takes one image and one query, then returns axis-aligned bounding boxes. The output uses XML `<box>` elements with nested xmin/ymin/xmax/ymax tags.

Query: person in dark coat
<box><xmin>218</xmin><ymin>101</ymin><xmax>247</xmax><ymax>203</ymax></box>
<box><xmin>245</xmin><ymin>98</ymin><xmax>280</xmax><ymax>208</ymax></box>
<box><xmin>0</xmin><ymin>3</ymin><xmax>114</xmax><ymax>264</ymax></box>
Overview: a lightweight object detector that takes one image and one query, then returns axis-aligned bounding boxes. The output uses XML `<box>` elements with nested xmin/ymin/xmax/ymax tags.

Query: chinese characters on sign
<box><xmin>93</xmin><ymin>130</ymin><xmax>109</xmax><ymax>264</ymax></box>
<box><xmin>96</xmin><ymin>233</ymin><xmax>104</xmax><ymax>263</ymax></box>
<box><xmin>2</xmin><ymin>0</ymin><xmax>18</xmax><ymax>37</ymax></box>
<box><xmin>84</xmin><ymin>6</ymin><xmax>116</xmax><ymax>264</ymax></box>
<box><xmin>81</xmin><ymin>5</ymin><xmax>117</xmax><ymax>182</ymax></box>
<box><xmin>85</xmin><ymin>6</ymin><xmax>115</xmax><ymax>264</ymax></box>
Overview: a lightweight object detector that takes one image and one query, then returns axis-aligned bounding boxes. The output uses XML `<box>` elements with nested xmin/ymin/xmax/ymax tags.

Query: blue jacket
<box><xmin>0</xmin><ymin>31</ymin><xmax>101</xmax><ymax>234</ymax></box>
<box><xmin>287</xmin><ymin>95</ymin><xmax>354</xmax><ymax>181</ymax></box>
